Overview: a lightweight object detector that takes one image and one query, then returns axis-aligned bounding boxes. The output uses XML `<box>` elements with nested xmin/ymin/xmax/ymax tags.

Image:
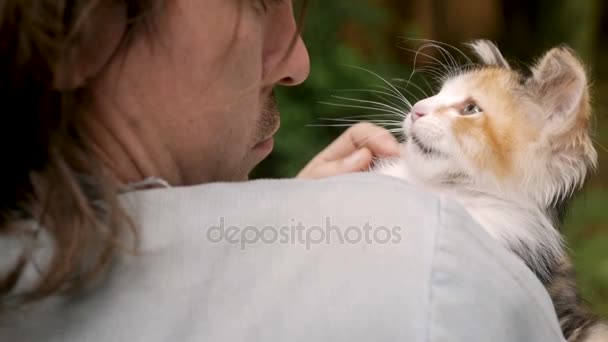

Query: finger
<box><xmin>354</xmin><ymin>129</ymin><xmax>400</xmax><ymax>158</ymax></box>
<box><xmin>298</xmin><ymin>148</ymin><xmax>373</xmax><ymax>179</ymax></box>
<box><xmin>318</xmin><ymin>122</ymin><xmax>399</xmax><ymax>161</ymax></box>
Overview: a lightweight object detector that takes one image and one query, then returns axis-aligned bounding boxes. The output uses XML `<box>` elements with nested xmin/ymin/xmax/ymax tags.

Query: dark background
<box><xmin>253</xmin><ymin>0</ymin><xmax>608</xmax><ymax>315</ymax></box>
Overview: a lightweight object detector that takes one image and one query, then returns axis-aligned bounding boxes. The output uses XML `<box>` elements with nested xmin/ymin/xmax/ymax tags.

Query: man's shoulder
<box><xmin>115</xmin><ymin>173</ymin><xmax>564</xmax><ymax>341</ymax></box>
<box><xmin>3</xmin><ymin>174</ymin><xmax>564</xmax><ymax>342</ymax></box>
<box><xmin>121</xmin><ymin>172</ymin><xmax>439</xmax><ymax>212</ymax></box>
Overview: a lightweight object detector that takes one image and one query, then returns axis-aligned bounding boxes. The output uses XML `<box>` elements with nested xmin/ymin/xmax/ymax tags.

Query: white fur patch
<box><xmin>469</xmin><ymin>40</ymin><xmax>511</xmax><ymax>69</ymax></box>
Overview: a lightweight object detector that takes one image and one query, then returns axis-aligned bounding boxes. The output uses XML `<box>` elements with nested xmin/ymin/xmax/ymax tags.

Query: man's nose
<box><xmin>276</xmin><ymin>36</ymin><xmax>310</xmax><ymax>87</ymax></box>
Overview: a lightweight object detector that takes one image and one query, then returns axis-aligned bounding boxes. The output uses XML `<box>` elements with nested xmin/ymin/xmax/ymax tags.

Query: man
<box><xmin>0</xmin><ymin>0</ymin><xmax>565</xmax><ymax>341</ymax></box>
<box><xmin>86</xmin><ymin>0</ymin><xmax>398</xmax><ymax>183</ymax></box>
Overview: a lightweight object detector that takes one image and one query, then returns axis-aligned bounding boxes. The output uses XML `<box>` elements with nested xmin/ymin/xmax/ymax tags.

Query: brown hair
<box><xmin>0</xmin><ymin>0</ymin><xmax>155</xmax><ymax>309</ymax></box>
<box><xmin>0</xmin><ymin>0</ymin><xmax>309</xmax><ymax>310</ymax></box>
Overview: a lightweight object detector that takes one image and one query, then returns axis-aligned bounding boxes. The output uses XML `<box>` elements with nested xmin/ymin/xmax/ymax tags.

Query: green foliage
<box><xmin>564</xmin><ymin>189</ymin><xmax>608</xmax><ymax>316</ymax></box>
<box><xmin>539</xmin><ymin>0</ymin><xmax>602</xmax><ymax>63</ymax></box>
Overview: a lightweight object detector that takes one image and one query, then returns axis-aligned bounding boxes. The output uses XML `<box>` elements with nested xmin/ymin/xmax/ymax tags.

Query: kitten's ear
<box><xmin>469</xmin><ymin>40</ymin><xmax>510</xmax><ymax>69</ymax></box>
<box><xmin>528</xmin><ymin>47</ymin><xmax>589</xmax><ymax>126</ymax></box>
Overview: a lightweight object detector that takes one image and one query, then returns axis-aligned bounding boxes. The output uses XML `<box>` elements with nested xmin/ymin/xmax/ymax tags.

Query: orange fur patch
<box><xmin>451</xmin><ymin>68</ymin><xmax>538</xmax><ymax>179</ymax></box>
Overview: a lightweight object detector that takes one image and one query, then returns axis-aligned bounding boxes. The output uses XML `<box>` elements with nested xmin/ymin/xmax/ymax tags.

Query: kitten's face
<box><xmin>403</xmin><ymin>41</ymin><xmax>597</xmax><ymax>205</ymax></box>
<box><xmin>403</xmin><ymin>68</ymin><xmax>534</xmax><ymax>180</ymax></box>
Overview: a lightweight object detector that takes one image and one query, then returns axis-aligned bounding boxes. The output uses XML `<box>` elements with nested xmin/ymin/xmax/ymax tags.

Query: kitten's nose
<box><xmin>410</xmin><ymin>104</ymin><xmax>428</xmax><ymax>123</ymax></box>
<box><xmin>411</xmin><ymin>111</ymin><xmax>426</xmax><ymax>122</ymax></box>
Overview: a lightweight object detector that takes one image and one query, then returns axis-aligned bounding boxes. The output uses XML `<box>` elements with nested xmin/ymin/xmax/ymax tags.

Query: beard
<box><xmin>253</xmin><ymin>91</ymin><xmax>281</xmax><ymax>146</ymax></box>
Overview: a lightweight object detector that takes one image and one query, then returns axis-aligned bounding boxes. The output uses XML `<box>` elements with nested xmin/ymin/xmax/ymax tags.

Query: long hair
<box><xmin>0</xmin><ymin>0</ymin><xmax>309</xmax><ymax>310</ymax></box>
<box><xmin>0</xmin><ymin>0</ymin><xmax>155</xmax><ymax>309</ymax></box>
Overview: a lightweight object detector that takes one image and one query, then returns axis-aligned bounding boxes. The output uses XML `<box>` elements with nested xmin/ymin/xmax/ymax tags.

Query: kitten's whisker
<box><xmin>319</xmin><ymin>102</ymin><xmax>405</xmax><ymax>116</ymax></box>
<box><xmin>337</xmin><ymin>115</ymin><xmax>406</xmax><ymax>122</ymax></box>
<box><xmin>386</xmin><ymin>129</ymin><xmax>405</xmax><ymax>137</ymax></box>
<box><xmin>415</xmin><ymin>47</ymin><xmax>452</xmax><ymax>72</ymax></box>
<box><xmin>413</xmin><ymin>64</ymin><xmax>445</xmax><ymax>74</ymax></box>
<box><xmin>329</xmin><ymin>96</ymin><xmax>407</xmax><ymax>115</ymax></box>
<box><xmin>340</xmin><ymin>65</ymin><xmax>409</xmax><ymax>105</ymax></box>
<box><xmin>337</xmin><ymin>89</ymin><xmax>409</xmax><ymax>111</ymax></box>
<box><xmin>368</xmin><ymin>85</ymin><xmax>412</xmax><ymax>109</ymax></box>
<box><xmin>418</xmin><ymin>43</ymin><xmax>459</xmax><ymax>72</ymax></box>
<box><xmin>402</xmin><ymin>48</ymin><xmax>437</xmax><ymax>94</ymax></box>
<box><xmin>307</xmin><ymin>124</ymin><xmax>357</xmax><ymax>128</ymax></box>
<box><xmin>342</xmin><ymin>88</ymin><xmax>410</xmax><ymax>111</ymax></box>
<box><xmin>327</xmin><ymin>99</ymin><xmax>404</xmax><ymax>116</ymax></box>
<box><xmin>316</xmin><ymin>118</ymin><xmax>403</xmax><ymax>125</ymax></box>
<box><xmin>335</xmin><ymin>88</ymin><xmax>408</xmax><ymax>106</ymax></box>
<box><xmin>308</xmin><ymin>120</ymin><xmax>403</xmax><ymax>129</ymax></box>
<box><xmin>392</xmin><ymin>78</ymin><xmax>430</xmax><ymax>99</ymax></box>
<box><xmin>415</xmin><ymin>67</ymin><xmax>446</xmax><ymax>81</ymax></box>
<box><xmin>401</xmin><ymin>47</ymin><xmax>452</xmax><ymax>74</ymax></box>
<box><xmin>391</xmin><ymin>84</ymin><xmax>422</xmax><ymax>105</ymax></box>
<box><xmin>397</xmin><ymin>40</ymin><xmax>476</xmax><ymax>99</ymax></box>
<box><xmin>339</xmin><ymin>113</ymin><xmax>404</xmax><ymax>119</ymax></box>
<box><xmin>408</xmin><ymin>71</ymin><xmax>435</xmax><ymax>97</ymax></box>
<box><xmin>401</xmin><ymin>38</ymin><xmax>473</xmax><ymax>65</ymax></box>
<box><xmin>411</xmin><ymin>63</ymin><xmax>446</xmax><ymax>75</ymax></box>
<box><xmin>418</xmin><ymin>75</ymin><xmax>435</xmax><ymax>95</ymax></box>
<box><xmin>448</xmin><ymin>62</ymin><xmax>479</xmax><ymax>79</ymax></box>
<box><xmin>371</xmin><ymin>92</ymin><xmax>408</xmax><ymax>110</ymax></box>
<box><xmin>410</xmin><ymin>59</ymin><xmax>450</xmax><ymax>72</ymax></box>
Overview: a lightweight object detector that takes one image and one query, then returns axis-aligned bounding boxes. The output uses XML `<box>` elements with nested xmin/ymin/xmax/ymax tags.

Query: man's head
<box><xmin>0</xmin><ymin>0</ymin><xmax>309</xmax><ymax>306</ymax></box>
<box><xmin>88</xmin><ymin>0</ymin><xmax>310</xmax><ymax>185</ymax></box>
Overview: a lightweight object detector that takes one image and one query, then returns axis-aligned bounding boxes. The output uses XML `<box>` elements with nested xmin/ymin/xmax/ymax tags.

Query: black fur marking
<box><xmin>506</xmin><ymin>238</ymin><xmax>561</xmax><ymax>285</ymax></box>
<box><xmin>440</xmin><ymin>172</ymin><xmax>471</xmax><ymax>186</ymax></box>
<box><xmin>510</xmin><ymin>188</ymin><xmax>601</xmax><ymax>341</ymax></box>
<box><xmin>547</xmin><ymin>259</ymin><xmax>600</xmax><ymax>342</ymax></box>
<box><xmin>508</xmin><ymin>239</ymin><xmax>600</xmax><ymax>341</ymax></box>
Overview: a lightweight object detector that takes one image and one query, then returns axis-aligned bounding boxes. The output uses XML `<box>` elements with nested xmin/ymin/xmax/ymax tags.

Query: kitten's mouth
<box><xmin>410</xmin><ymin>134</ymin><xmax>443</xmax><ymax>156</ymax></box>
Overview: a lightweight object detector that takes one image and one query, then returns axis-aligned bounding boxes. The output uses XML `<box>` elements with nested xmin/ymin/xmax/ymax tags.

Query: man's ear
<box><xmin>54</xmin><ymin>3</ymin><xmax>127</xmax><ymax>90</ymax></box>
<box><xmin>528</xmin><ymin>46</ymin><xmax>589</xmax><ymax>129</ymax></box>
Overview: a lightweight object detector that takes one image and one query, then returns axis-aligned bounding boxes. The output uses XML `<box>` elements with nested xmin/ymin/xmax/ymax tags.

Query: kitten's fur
<box><xmin>375</xmin><ymin>40</ymin><xmax>607</xmax><ymax>341</ymax></box>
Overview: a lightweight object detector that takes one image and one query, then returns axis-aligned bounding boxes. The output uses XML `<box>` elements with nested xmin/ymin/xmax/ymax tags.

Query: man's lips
<box><xmin>254</xmin><ymin>119</ymin><xmax>280</xmax><ymax>149</ymax></box>
<box><xmin>253</xmin><ymin>136</ymin><xmax>275</xmax><ymax>151</ymax></box>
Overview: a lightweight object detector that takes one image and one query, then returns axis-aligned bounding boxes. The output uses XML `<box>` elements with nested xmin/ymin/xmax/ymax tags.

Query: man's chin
<box><xmin>252</xmin><ymin>136</ymin><xmax>274</xmax><ymax>153</ymax></box>
<box><xmin>238</xmin><ymin>136</ymin><xmax>274</xmax><ymax>179</ymax></box>
<box><xmin>248</xmin><ymin>136</ymin><xmax>274</xmax><ymax>168</ymax></box>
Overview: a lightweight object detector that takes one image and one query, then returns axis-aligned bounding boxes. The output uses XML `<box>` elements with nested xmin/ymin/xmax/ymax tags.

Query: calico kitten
<box><xmin>374</xmin><ymin>40</ymin><xmax>607</xmax><ymax>341</ymax></box>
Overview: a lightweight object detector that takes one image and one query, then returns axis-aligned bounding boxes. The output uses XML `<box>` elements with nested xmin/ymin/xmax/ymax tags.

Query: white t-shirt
<box><xmin>0</xmin><ymin>174</ymin><xmax>565</xmax><ymax>341</ymax></box>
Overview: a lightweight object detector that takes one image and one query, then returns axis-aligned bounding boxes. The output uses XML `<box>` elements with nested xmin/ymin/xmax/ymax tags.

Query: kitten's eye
<box><xmin>462</xmin><ymin>102</ymin><xmax>483</xmax><ymax>115</ymax></box>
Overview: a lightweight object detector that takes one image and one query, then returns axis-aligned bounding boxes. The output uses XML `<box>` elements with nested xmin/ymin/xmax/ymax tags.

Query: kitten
<box><xmin>374</xmin><ymin>40</ymin><xmax>607</xmax><ymax>342</ymax></box>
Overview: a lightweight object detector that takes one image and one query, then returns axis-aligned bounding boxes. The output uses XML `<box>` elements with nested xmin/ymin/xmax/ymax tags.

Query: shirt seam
<box><xmin>424</xmin><ymin>194</ymin><xmax>443</xmax><ymax>342</ymax></box>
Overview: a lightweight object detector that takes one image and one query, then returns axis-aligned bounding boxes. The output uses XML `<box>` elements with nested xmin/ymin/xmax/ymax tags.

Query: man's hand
<box><xmin>297</xmin><ymin>122</ymin><xmax>400</xmax><ymax>179</ymax></box>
